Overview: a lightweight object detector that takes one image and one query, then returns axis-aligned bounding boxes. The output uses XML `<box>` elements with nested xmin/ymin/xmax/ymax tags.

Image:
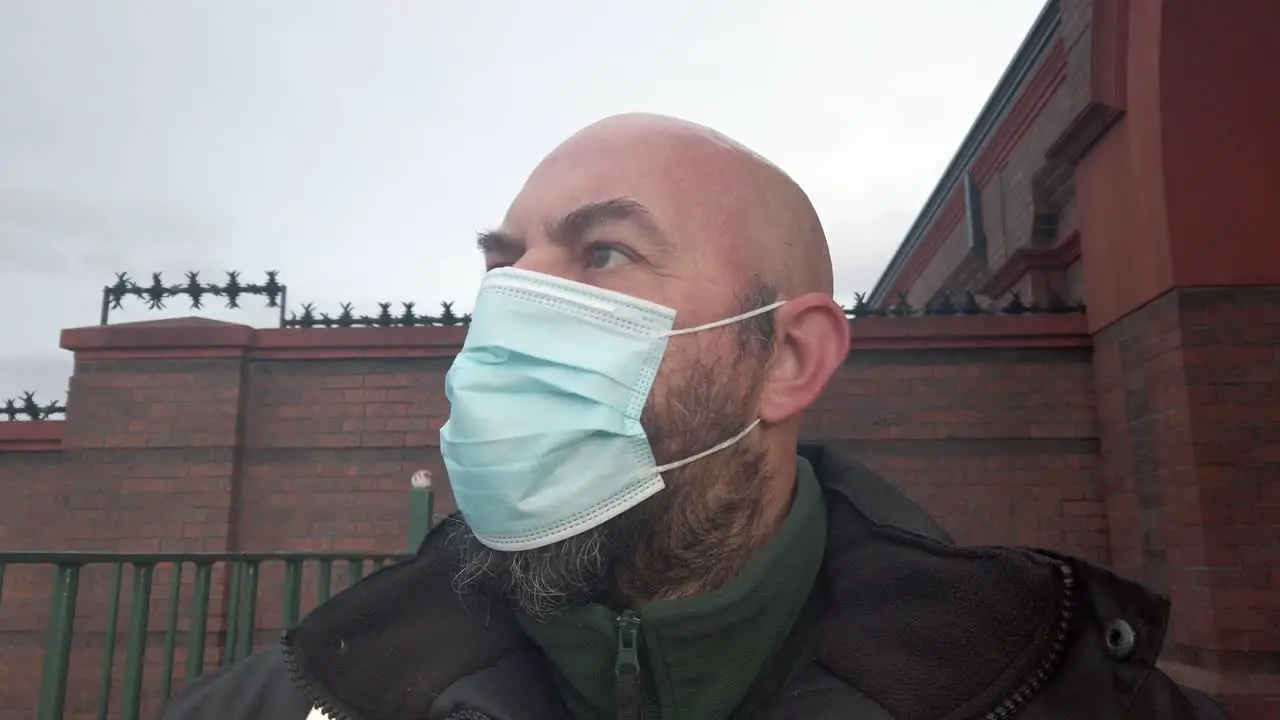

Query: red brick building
<box><xmin>868</xmin><ymin>0</ymin><xmax>1280</xmax><ymax>714</ymax></box>
<box><xmin>0</xmin><ymin>0</ymin><xmax>1276</xmax><ymax>716</ymax></box>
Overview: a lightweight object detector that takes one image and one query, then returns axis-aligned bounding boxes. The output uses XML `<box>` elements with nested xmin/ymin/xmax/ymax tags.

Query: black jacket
<box><xmin>161</xmin><ymin>444</ymin><xmax>1229</xmax><ymax>719</ymax></box>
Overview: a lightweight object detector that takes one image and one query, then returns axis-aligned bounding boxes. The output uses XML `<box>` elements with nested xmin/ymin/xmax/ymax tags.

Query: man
<box><xmin>162</xmin><ymin>115</ymin><xmax>1227</xmax><ymax>719</ymax></box>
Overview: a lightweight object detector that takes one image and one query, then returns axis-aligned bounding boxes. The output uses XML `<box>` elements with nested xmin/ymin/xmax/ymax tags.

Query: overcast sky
<box><xmin>0</xmin><ymin>0</ymin><xmax>1043</xmax><ymax>402</ymax></box>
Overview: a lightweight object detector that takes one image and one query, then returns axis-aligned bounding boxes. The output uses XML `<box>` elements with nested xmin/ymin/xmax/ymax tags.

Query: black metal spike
<box><xmin>1001</xmin><ymin>292</ymin><xmax>1028</xmax><ymax>315</ymax></box>
<box><xmin>1041</xmin><ymin>291</ymin><xmax>1069</xmax><ymax>313</ymax></box>
<box><xmin>183</xmin><ymin>271</ymin><xmax>206</xmax><ymax>310</ymax></box>
<box><xmin>926</xmin><ymin>292</ymin><xmax>957</xmax><ymax>316</ymax></box>
<box><xmin>438</xmin><ymin>301</ymin><xmax>459</xmax><ymax>326</ymax></box>
<box><xmin>848</xmin><ymin>292</ymin><xmax>871</xmax><ymax>318</ymax></box>
<box><xmin>375</xmin><ymin>303</ymin><xmax>394</xmax><ymax>327</ymax></box>
<box><xmin>143</xmin><ymin>272</ymin><xmax>169</xmax><ymax>310</ymax></box>
<box><xmin>108</xmin><ymin>272</ymin><xmax>133</xmax><ymax>310</ymax></box>
<box><xmin>889</xmin><ymin>293</ymin><xmax>914</xmax><ymax>317</ymax></box>
<box><xmin>0</xmin><ymin>392</ymin><xmax>66</xmax><ymax>421</ymax></box>
<box><xmin>223</xmin><ymin>271</ymin><xmax>243</xmax><ymax>309</ymax></box>
<box><xmin>263</xmin><ymin>270</ymin><xmax>283</xmax><ymax>308</ymax></box>
<box><xmin>399</xmin><ymin>302</ymin><xmax>418</xmax><ymax>326</ymax></box>
<box><xmin>337</xmin><ymin>303</ymin><xmax>355</xmax><ymax>327</ymax></box>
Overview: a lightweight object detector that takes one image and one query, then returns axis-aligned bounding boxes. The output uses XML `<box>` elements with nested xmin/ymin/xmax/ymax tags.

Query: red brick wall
<box><xmin>0</xmin><ymin>313</ymin><xmax>1096</xmax><ymax>717</ymax></box>
<box><xmin>0</xmin><ymin>315</ymin><xmax>1096</xmax><ymax>554</ymax></box>
<box><xmin>237</xmin><ymin>357</ymin><xmax>453</xmax><ymax>554</ymax></box>
<box><xmin>1094</xmin><ymin>286</ymin><xmax>1280</xmax><ymax>717</ymax></box>
<box><xmin>810</xmin><ymin>346</ymin><xmax>1104</xmax><ymax>561</ymax></box>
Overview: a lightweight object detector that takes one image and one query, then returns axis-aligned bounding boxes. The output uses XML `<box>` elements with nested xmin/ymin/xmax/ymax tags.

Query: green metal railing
<box><xmin>0</xmin><ymin>551</ymin><xmax>409</xmax><ymax>719</ymax></box>
<box><xmin>0</xmin><ymin>482</ymin><xmax>435</xmax><ymax>719</ymax></box>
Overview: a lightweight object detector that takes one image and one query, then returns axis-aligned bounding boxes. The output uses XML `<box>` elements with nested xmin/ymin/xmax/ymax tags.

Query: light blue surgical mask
<box><xmin>440</xmin><ymin>267</ymin><xmax>784</xmax><ymax>551</ymax></box>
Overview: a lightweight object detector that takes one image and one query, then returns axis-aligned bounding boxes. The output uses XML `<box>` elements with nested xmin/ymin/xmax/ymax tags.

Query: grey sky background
<box><xmin>0</xmin><ymin>1</ymin><xmax>1043</xmax><ymax>402</ymax></box>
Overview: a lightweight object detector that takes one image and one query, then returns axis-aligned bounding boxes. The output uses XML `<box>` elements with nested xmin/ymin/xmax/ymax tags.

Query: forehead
<box><xmin>504</xmin><ymin>140</ymin><xmax>684</xmax><ymax>230</ymax></box>
<box><xmin>507</xmin><ymin>125</ymin><xmax>765</xmax><ymax>240</ymax></box>
<box><xmin>496</xmin><ymin>125</ymin><xmax>767</xmax><ymax>314</ymax></box>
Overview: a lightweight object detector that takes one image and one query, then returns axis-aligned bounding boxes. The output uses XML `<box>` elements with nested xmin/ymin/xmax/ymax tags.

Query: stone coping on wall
<box><xmin>847</xmin><ymin>313</ymin><xmax>1088</xmax><ymax>350</ymax></box>
<box><xmin>60</xmin><ymin>317</ymin><xmax>469</xmax><ymax>360</ymax></box>
<box><xmin>0</xmin><ymin>420</ymin><xmax>64</xmax><ymax>452</ymax></box>
<box><xmin>0</xmin><ymin>313</ymin><xmax>1091</xmax><ymax>453</ymax></box>
<box><xmin>58</xmin><ymin>313</ymin><xmax>1090</xmax><ymax>360</ymax></box>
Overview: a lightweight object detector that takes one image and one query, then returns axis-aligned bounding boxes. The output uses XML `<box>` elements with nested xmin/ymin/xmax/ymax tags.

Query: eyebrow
<box><xmin>475</xmin><ymin>197</ymin><xmax>672</xmax><ymax>258</ymax></box>
<box><xmin>475</xmin><ymin>228</ymin><xmax>520</xmax><ymax>256</ymax></box>
<box><xmin>551</xmin><ymin>197</ymin><xmax>667</xmax><ymax>249</ymax></box>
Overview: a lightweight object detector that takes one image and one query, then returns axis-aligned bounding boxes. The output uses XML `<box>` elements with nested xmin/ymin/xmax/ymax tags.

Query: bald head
<box><xmin>503</xmin><ymin>113</ymin><xmax>834</xmax><ymax>302</ymax></box>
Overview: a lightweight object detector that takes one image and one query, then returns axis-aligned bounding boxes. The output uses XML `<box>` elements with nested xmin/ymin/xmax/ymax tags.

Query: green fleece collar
<box><xmin>517</xmin><ymin>457</ymin><xmax>827</xmax><ymax>720</ymax></box>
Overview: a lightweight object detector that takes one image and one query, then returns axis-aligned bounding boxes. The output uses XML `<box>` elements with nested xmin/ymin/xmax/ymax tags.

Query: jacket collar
<box><xmin>796</xmin><ymin>442</ymin><xmax>1080</xmax><ymax>718</ymax></box>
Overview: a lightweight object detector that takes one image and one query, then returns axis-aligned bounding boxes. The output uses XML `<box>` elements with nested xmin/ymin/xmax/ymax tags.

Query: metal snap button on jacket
<box><xmin>1104</xmin><ymin>619</ymin><xmax>1136</xmax><ymax>659</ymax></box>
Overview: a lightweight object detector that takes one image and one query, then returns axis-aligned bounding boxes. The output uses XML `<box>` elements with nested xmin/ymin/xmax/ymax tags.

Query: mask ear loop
<box><xmin>662</xmin><ymin>300</ymin><xmax>787</xmax><ymax>337</ymax></box>
<box><xmin>635</xmin><ymin>300</ymin><xmax>781</xmax><ymax>480</ymax></box>
<box><xmin>630</xmin><ymin>418</ymin><xmax>763</xmax><ymax>481</ymax></box>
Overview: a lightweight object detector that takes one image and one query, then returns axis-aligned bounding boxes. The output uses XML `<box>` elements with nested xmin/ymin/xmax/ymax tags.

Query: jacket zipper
<box><xmin>615</xmin><ymin>610</ymin><xmax>644</xmax><ymax>720</ymax></box>
<box><xmin>285</xmin><ymin>616</ymin><xmax>651</xmax><ymax>720</ymax></box>
<box><xmin>978</xmin><ymin>561</ymin><xmax>1077</xmax><ymax>720</ymax></box>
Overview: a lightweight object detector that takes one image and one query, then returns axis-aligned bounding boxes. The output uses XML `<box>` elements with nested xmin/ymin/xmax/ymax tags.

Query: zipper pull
<box><xmin>614</xmin><ymin>611</ymin><xmax>642</xmax><ymax>720</ymax></box>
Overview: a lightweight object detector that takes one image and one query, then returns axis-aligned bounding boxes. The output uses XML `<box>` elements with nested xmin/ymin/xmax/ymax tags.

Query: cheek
<box><xmin>647</xmin><ymin>333</ymin><xmax>742</xmax><ymax>408</ymax></box>
<box><xmin>644</xmin><ymin>344</ymin><xmax>687</xmax><ymax>413</ymax></box>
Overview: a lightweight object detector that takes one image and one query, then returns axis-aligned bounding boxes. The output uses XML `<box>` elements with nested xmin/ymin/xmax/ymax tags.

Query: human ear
<box><xmin>756</xmin><ymin>293</ymin><xmax>850</xmax><ymax>423</ymax></box>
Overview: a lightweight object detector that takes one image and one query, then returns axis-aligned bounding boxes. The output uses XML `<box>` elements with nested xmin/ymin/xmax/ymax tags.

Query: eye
<box><xmin>585</xmin><ymin>243</ymin><xmax>633</xmax><ymax>270</ymax></box>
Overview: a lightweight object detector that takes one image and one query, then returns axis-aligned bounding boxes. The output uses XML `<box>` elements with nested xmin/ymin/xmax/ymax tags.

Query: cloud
<box><xmin>0</xmin><ymin>351</ymin><xmax>69</xmax><ymax>404</ymax></box>
<box><xmin>0</xmin><ymin>188</ymin><xmax>225</xmax><ymax>274</ymax></box>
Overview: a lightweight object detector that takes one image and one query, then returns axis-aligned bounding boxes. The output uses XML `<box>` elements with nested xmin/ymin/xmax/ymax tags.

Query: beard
<box><xmin>448</xmin><ymin>287</ymin><xmax>777</xmax><ymax>619</ymax></box>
